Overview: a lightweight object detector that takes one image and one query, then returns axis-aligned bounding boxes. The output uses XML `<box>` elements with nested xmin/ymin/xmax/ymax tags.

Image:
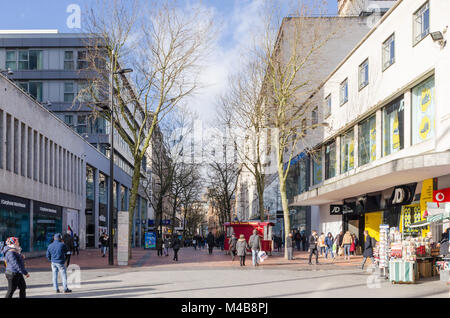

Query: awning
<box><xmin>427</xmin><ymin>211</ymin><xmax>450</xmax><ymax>224</ymax></box>
<box><xmin>407</xmin><ymin>220</ymin><xmax>430</xmax><ymax>228</ymax></box>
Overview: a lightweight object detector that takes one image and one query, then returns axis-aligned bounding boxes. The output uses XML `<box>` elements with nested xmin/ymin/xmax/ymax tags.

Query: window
<box><xmin>14</xmin><ymin>50</ymin><xmax>43</xmax><ymax>70</ymax></box>
<box><xmin>89</xmin><ymin>117</ymin><xmax>106</xmax><ymax>134</ymax></box>
<box><xmin>324</xmin><ymin>94</ymin><xmax>331</xmax><ymax>118</ymax></box>
<box><xmin>18</xmin><ymin>82</ymin><xmax>43</xmax><ymax>101</ymax></box>
<box><xmin>29</xmin><ymin>51</ymin><xmax>43</xmax><ymax>70</ymax></box>
<box><xmin>77</xmin><ymin>50</ymin><xmax>88</xmax><ymax>70</ymax></box>
<box><xmin>312</xmin><ymin>150</ymin><xmax>322</xmax><ymax>186</ymax></box>
<box><xmin>18</xmin><ymin>51</ymin><xmax>29</xmax><ymax>70</ymax></box>
<box><xmin>382</xmin><ymin>34</ymin><xmax>395</xmax><ymax>71</ymax></box>
<box><xmin>412</xmin><ymin>76</ymin><xmax>434</xmax><ymax>145</ymax></box>
<box><xmin>76</xmin><ymin>115</ymin><xmax>88</xmax><ymax>134</ymax></box>
<box><xmin>413</xmin><ymin>1</ymin><xmax>430</xmax><ymax>45</ymax></box>
<box><xmin>64</xmin><ymin>115</ymin><xmax>74</xmax><ymax>127</ymax></box>
<box><xmin>383</xmin><ymin>96</ymin><xmax>404</xmax><ymax>156</ymax></box>
<box><xmin>325</xmin><ymin>141</ymin><xmax>336</xmax><ymax>179</ymax></box>
<box><xmin>6</xmin><ymin>51</ymin><xmax>17</xmax><ymax>70</ymax></box>
<box><xmin>341</xmin><ymin>128</ymin><xmax>354</xmax><ymax>173</ymax></box>
<box><xmin>64</xmin><ymin>82</ymin><xmax>74</xmax><ymax>103</ymax></box>
<box><xmin>340</xmin><ymin>78</ymin><xmax>348</xmax><ymax>105</ymax></box>
<box><xmin>358</xmin><ymin>115</ymin><xmax>376</xmax><ymax>166</ymax></box>
<box><xmin>359</xmin><ymin>59</ymin><xmax>369</xmax><ymax>90</ymax></box>
<box><xmin>64</xmin><ymin>51</ymin><xmax>74</xmax><ymax>70</ymax></box>
<box><xmin>311</xmin><ymin>107</ymin><xmax>318</xmax><ymax>126</ymax></box>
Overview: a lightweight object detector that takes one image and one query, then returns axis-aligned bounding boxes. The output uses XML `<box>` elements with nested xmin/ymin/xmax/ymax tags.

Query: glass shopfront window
<box><xmin>383</xmin><ymin>96</ymin><xmax>404</xmax><ymax>156</ymax></box>
<box><xmin>98</xmin><ymin>172</ymin><xmax>108</xmax><ymax>236</ymax></box>
<box><xmin>341</xmin><ymin>129</ymin><xmax>355</xmax><ymax>173</ymax></box>
<box><xmin>359</xmin><ymin>115</ymin><xmax>376</xmax><ymax>166</ymax></box>
<box><xmin>86</xmin><ymin>165</ymin><xmax>95</xmax><ymax>248</ymax></box>
<box><xmin>312</xmin><ymin>151</ymin><xmax>322</xmax><ymax>186</ymax></box>
<box><xmin>412</xmin><ymin>76</ymin><xmax>434</xmax><ymax>145</ymax></box>
<box><xmin>33</xmin><ymin>201</ymin><xmax>62</xmax><ymax>252</ymax></box>
<box><xmin>121</xmin><ymin>185</ymin><xmax>127</xmax><ymax>211</ymax></box>
<box><xmin>325</xmin><ymin>141</ymin><xmax>336</xmax><ymax>179</ymax></box>
<box><xmin>0</xmin><ymin>194</ymin><xmax>30</xmax><ymax>252</ymax></box>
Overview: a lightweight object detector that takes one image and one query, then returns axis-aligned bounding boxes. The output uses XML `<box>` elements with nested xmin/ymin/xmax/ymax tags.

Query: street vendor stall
<box><xmin>224</xmin><ymin>221</ymin><xmax>275</xmax><ymax>255</ymax></box>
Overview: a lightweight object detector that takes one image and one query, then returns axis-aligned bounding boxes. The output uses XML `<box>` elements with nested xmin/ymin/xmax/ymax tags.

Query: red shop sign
<box><xmin>433</xmin><ymin>187</ymin><xmax>450</xmax><ymax>203</ymax></box>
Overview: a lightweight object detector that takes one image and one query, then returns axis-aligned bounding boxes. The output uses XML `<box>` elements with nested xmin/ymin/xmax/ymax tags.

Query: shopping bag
<box><xmin>332</xmin><ymin>243</ymin><xmax>336</xmax><ymax>252</ymax></box>
<box><xmin>258</xmin><ymin>251</ymin><xmax>268</xmax><ymax>262</ymax></box>
<box><xmin>338</xmin><ymin>247</ymin><xmax>344</xmax><ymax>256</ymax></box>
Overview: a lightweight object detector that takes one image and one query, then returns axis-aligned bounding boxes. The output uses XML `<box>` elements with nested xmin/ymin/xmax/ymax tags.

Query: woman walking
<box><xmin>341</xmin><ymin>231</ymin><xmax>353</xmax><ymax>260</ymax></box>
<box><xmin>236</xmin><ymin>234</ymin><xmax>249</xmax><ymax>266</ymax></box>
<box><xmin>3</xmin><ymin>237</ymin><xmax>29</xmax><ymax>298</ymax></box>
<box><xmin>324</xmin><ymin>232</ymin><xmax>334</xmax><ymax>259</ymax></box>
<box><xmin>229</xmin><ymin>234</ymin><xmax>237</xmax><ymax>261</ymax></box>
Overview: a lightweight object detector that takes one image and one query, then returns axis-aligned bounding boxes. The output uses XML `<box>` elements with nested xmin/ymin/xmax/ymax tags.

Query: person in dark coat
<box><xmin>361</xmin><ymin>230</ymin><xmax>375</xmax><ymax>270</ymax></box>
<box><xmin>3</xmin><ymin>237</ymin><xmax>29</xmax><ymax>298</ymax></box>
<box><xmin>171</xmin><ymin>235</ymin><xmax>181</xmax><ymax>261</ymax></box>
<box><xmin>206</xmin><ymin>232</ymin><xmax>215</xmax><ymax>255</ymax></box>
<box><xmin>62</xmin><ymin>230</ymin><xmax>74</xmax><ymax>267</ymax></box>
<box><xmin>335</xmin><ymin>231</ymin><xmax>344</xmax><ymax>257</ymax></box>
<box><xmin>99</xmin><ymin>232</ymin><xmax>109</xmax><ymax>257</ymax></box>
<box><xmin>293</xmin><ymin>230</ymin><xmax>301</xmax><ymax>251</ymax></box>
<box><xmin>47</xmin><ymin>233</ymin><xmax>72</xmax><ymax>293</ymax></box>
<box><xmin>73</xmin><ymin>234</ymin><xmax>80</xmax><ymax>256</ymax></box>
<box><xmin>308</xmin><ymin>231</ymin><xmax>319</xmax><ymax>265</ymax></box>
<box><xmin>228</xmin><ymin>234</ymin><xmax>237</xmax><ymax>261</ymax></box>
<box><xmin>301</xmin><ymin>231</ymin><xmax>307</xmax><ymax>251</ymax></box>
<box><xmin>236</xmin><ymin>234</ymin><xmax>249</xmax><ymax>266</ymax></box>
<box><xmin>156</xmin><ymin>236</ymin><xmax>163</xmax><ymax>256</ymax></box>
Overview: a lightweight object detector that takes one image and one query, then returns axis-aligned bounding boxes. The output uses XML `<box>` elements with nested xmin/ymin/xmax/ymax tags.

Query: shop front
<box><xmin>0</xmin><ymin>193</ymin><xmax>30</xmax><ymax>252</ymax></box>
<box><xmin>33</xmin><ymin>201</ymin><xmax>62</xmax><ymax>252</ymax></box>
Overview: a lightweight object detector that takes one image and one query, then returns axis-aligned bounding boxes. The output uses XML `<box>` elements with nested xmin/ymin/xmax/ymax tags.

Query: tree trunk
<box><xmin>277</xmin><ymin>153</ymin><xmax>290</xmax><ymax>260</ymax></box>
<box><xmin>127</xmin><ymin>161</ymin><xmax>141</xmax><ymax>260</ymax></box>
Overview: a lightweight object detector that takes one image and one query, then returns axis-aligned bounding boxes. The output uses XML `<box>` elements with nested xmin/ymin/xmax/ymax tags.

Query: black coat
<box><xmin>206</xmin><ymin>233</ymin><xmax>215</xmax><ymax>246</ymax></box>
<box><xmin>363</xmin><ymin>235</ymin><xmax>374</xmax><ymax>257</ymax></box>
<box><xmin>309</xmin><ymin>235</ymin><xmax>318</xmax><ymax>250</ymax></box>
<box><xmin>229</xmin><ymin>237</ymin><xmax>237</xmax><ymax>251</ymax></box>
<box><xmin>171</xmin><ymin>237</ymin><xmax>181</xmax><ymax>250</ymax></box>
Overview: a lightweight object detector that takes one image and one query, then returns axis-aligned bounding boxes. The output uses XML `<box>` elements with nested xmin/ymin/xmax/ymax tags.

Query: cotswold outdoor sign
<box><xmin>33</xmin><ymin>201</ymin><xmax>62</xmax><ymax>217</ymax></box>
<box><xmin>388</xmin><ymin>183</ymin><xmax>417</xmax><ymax>206</ymax></box>
<box><xmin>0</xmin><ymin>193</ymin><xmax>29</xmax><ymax>213</ymax></box>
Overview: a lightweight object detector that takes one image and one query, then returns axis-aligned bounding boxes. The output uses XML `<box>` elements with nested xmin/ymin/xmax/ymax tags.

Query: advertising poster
<box><xmin>401</xmin><ymin>204</ymin><xmax>422</xmax><ymax>235</ymax></box>
<box><xmin>145</xmin><ymin>232</ymin><xmax>156</xmax><ymax>249</ymax></box>
<box><xmin>412</xmin><ymin>76</ymin><xmax>434</xmax><ymax>144</ymax></box>
<box><xmin>370</xmin><ymin>120</ymin><xmax>376</xmax><ymax>162</ymax></box>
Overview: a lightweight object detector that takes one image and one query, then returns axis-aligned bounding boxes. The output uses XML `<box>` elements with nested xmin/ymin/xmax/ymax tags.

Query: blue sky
<box><xmin>0</xmin><ymin>0</ymin><xmax>338</xmax><ymax>121</ymax></box>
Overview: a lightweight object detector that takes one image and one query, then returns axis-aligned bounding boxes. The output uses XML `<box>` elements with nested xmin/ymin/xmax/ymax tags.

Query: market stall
<box><xmin>224</xmin><ymin>221</ymin><xmax>274</xmax><ymax>255</ymax></box>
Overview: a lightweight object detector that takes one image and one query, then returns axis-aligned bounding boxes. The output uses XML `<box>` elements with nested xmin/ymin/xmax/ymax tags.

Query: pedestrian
<box><xmin>350</xmin><ymin>234</ymin><xmax>357</xmax><ymax>256</ymax></box>
<box><xmin>73</xmin><ymin>234</ymin><xmax>80</xmax><ymax>256</ymax></box>
<box><xmin>171</xmin><ymin>235</ymin><xmax>181</xmax><ymax>261</ymax></box>
<box><xmin>318</xmin><ymin>232</ymin><xmax>326</xmax><ymax>257</ymax></box>
<box><xmin>62</xmin><ymin>230</ymin><xmax>74</xmax><ymax>267</ymax></box>
<box><xmin>248</xmin><ymin>229</ymin><xmax>261</xmax><ymax>267</ymax></box>
<box><xmin>156</xmin><ymin>235</ymin><xmax>163</xmax><ymax>256</ymax></box>
<box><xmin>229</xmin><ymin>234</ymin><xmax>237</xmax><ymax>261</ymax></box>
<box><xmin>286</xmin><ymin>233</ymin><xmax>295</xmax><ymax>260</ymax></box>
<box><xmin>324</xmin><ymin>232</ymin><xmax>334</xmax><ymax>259</ymax></box>
<box><xmin>294</xmin><ymin>230</ymin><xmax>301</xmax><ymax>251</ymax></box>
<box><xmin>236</xmin><ymin>234</ymin><xmax>249</xmax><ymax>266</ymax></box>
<box><xmin>341</xmin><ymin>231</ymin><xmax>352</xmax><ymax>260</ymax></box>
<box><xmin>308</xmin><ymin>230</ymin><xmax>319</xmax><ymax>265</ymax></box>
<box><xmin>206</xmin><ymin>232</ymin><xmax>215</xmax><ymax>255</ymax></box>
<box><xmin>193</xmin><ymin>236</ymin><xmax>197</xmax><ymax>250</ymax></box>
<box><xmin>163</xmin><ymin>235</ymin><xmax>170</xmax><ymax>256</ymax></box>
<box><xmin>301</xmin><ymin>231</ymin><xmax>307</xmax><ymax>251</ymax></box>
<box><xmin>99</xmin><ymin>232</ymin><xmax>109</xmax><ymax>257</ymax></box>
<box><xmin>361</xmin><ymin>230</ymin><xmax>375</xmax><ymax>270</ymax></box>
<box><xmin>335</xmin><ymin>231</ymin><xmax>344</xmax><ymax>257</ymax></box>
<box><xmin>3</xmin><ymin>237</ymin><xmax>29</xmax><ymax>298</ymax></box>
<box><xmin>47</xmin><ymin>233</ymin><xmax>72</xmax><ymax>293</ymax></box>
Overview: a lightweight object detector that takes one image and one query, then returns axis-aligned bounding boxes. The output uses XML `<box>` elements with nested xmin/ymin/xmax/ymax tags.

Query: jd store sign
<box><xmin>388</xmin><ymin>183</ymin><xmax>417</xmax><ymax>206</ymax></box>
<box><xmin>329</xmin><ymin>204</ymin><xmax>354</xmax><ymax>215</ymax></box>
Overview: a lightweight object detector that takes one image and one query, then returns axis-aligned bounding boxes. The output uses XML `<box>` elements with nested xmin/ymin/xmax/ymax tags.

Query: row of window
<box><xmin>324</xmin><ymin>1</ymin><xmax>430</xmax><ymax>115</ymax></box>
<box><xmin>60</xmin><ymin>113</ymin><xmax>107</xmax><ymax>135</ymax></box>
<box><xmin>5</xmin><ymin>49</ymin><xmax>88</xmax><ymax>71</ymax></box>
<box><xmin>16</xmin><ymin>80</ymin><xmax>92</xmax><ymax>103</ymax></box>
<box><xmin>289</xmin><ymin>75</ymin><xmax>435</xmax><ymax>194</ymax></box>
<box><xmin>0</xmin><ymin>109</ymin><xmax>83</xmax><ymax>195</ymax></box>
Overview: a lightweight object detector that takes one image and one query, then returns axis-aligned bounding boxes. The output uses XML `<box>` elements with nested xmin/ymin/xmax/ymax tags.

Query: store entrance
<box><xmin>343</xmin><ymin>213</ymin><xmax>365</xmax><ymax>251</ymax></box>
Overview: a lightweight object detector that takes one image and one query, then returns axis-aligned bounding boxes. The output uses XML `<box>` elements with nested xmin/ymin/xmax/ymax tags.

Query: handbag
<box><xmin>338</xmin><ymin>246</ymin><xmax>344</xmax><ymax>256</ymax></box>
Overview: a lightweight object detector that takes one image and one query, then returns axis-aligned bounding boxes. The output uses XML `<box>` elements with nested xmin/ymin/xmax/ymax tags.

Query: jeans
<box><xmin>5</xmin><ymin>271</ymin><xmax>26</xmax><ymax>298</ymax></box>
<box><xmin>295</xmin><ymin>241</ymin><xmax>300</xmax><ymax>251</ymax></box>
<box><xmin>101</xmin><ymin>246</ymin><xmax>107</xmax><ymax>256</ymax></box>
<box><xmin>240</xmin><ymin>255</ymin><xmax>246</xmax><ymax>266</ymax></box>
<box><xmin>157</xmin><ymin>248</ymin><xmax>163</xmax><ymax>256</ymax></box>
<box><xmin>361</xmin><ymin>256</ymin><xmax>375</xmax><ymax>269</ymax></box>
<box><xmin>309</xmin><ymin>248</ymin><xmax>319</xmax><ymax>264</ymax></box>
<box><xmin>164</xmin><ymin>247</ymin><xmax>169</xmax><ymax>256</ymax></box>
<box><xmin>325</xmin><ymin>246</ymin><xmax>334</xmax><ymax>259</ymax></box>
<box><xmin>51</xmin><ymin>263</ymin><xmax>68</xmax><ymax>291</ymax></box>
<box><xmin>344</xmin><ymin>244</ymin><xmax>351</xmax><ymax>256</ymax></box>
<box><xmin>320</xmin><ymin>246</ymin><xmax>326</xmax><ymax>256</ymax></box>
<box><xmin>173</xmin><ymin>249</ymin><xmax>179</xmax><ymax>261</ymax></box>
<box><xmin>231</xmin><ymin>250</ymin><xmax>236</xmax><ymax>261</ymax></box>
<box><xmin>252</xmin><ymin>249</ymin><xmax>259</xmax><ymax>266</ymax></box>
<box><xmin>287</xmin><ymin>247</ymin><xmax>293</xmax><ymax>260</ymax></box>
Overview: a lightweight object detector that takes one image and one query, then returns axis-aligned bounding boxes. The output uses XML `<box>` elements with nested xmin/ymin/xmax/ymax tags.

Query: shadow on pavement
<box><xmin>0</xmin><ymin>280</ymin><xmax>123</xmax><ymax>291</ymax></box>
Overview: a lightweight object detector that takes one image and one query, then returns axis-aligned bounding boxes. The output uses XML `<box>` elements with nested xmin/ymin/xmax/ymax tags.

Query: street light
<box><xmin>107</xmin><ymin>50</ymin><xmax>133</xmax><ymax>266</ymax></box>
<box><xmin>0</xmin><ymin>68</ymin><xmax>14</xmax><ymax>76</ymax></box>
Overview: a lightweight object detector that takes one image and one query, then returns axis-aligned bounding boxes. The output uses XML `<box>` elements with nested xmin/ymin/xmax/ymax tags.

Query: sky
<box><xmin>0</xmin><ymin>0</ymin><xmax>338</xmax><ymax>123</ymax></box>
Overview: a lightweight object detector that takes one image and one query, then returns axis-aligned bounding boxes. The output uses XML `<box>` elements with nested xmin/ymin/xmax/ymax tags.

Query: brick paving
<box><xmin>21</xmin><ymin>246</ymin><xmax>369</xmax><ymax>272</ymax></box>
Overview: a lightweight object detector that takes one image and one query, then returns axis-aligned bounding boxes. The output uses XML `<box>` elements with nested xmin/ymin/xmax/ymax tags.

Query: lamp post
<box><xmin>107</xmin><ymin>50</ymin><xmax>133</xmax><ymax>266</ymax></box>
<box><xmin>0</xmin><ymin>68</ymin><xmax>14</xmax><ymax>76</ymax></box>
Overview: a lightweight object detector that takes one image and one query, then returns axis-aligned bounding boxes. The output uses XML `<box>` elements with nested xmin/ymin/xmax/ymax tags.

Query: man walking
<box><xmin>207</xmin><ymin>232</ymin><xmax>215</xmax><ymax>255</ymax></box>
<box><xmin>286</xmin><ymin>233</ymin><xmax>295</xmax><ymax>260</ymax></box>
<box><xmin>361</xmin><ymin>230</ymin><xmax>375</xmax><ymax>270</ymax></box>
<box><xmin>228</xmin><ymin>234</ymin><xmax>237</xmax><ymax>261</ymax></box>
<box><xmin>248</xmin><ymin>229</ymin><xmax>261</xmax><ymax>267</ymax></box>
<box><xmin>163</xmin><ymin>235</ymin><xmax>170</xmax><ymax>256</ymax></box>
<box><xmin>171</xmin><ymin>235</ymin><xmax>181</xmax><ymax>261</ymax></box>
<box><xmin>62</xmin><ymin>230</ymin><xmax>74</xmax><ymax>267</ymax></box>
<box><xmin>294</xmin><ymin>230</ymin><xmax>301</xmax><ymax>251</ymax></box>
<box><xmin>99</xmin><ymin>232</ymin><xmax>109</xmax><ymax>257</ymax></box>
<box><xmin>46</xmin><ymin>233</ymin><xmax>72</xmax><ymax>293</ymax></box>
<box><xmin>308</xmin><ymin>230</ymin><xmax>319</xmax><ymax>265</ymax></box>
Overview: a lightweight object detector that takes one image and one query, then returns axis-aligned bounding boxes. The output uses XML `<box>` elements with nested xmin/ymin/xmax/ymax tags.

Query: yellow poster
<box><xmin>365</xmin><ymin>212</ymin><xmax>383</xmax><ymax>242</ymax></box>
<box><xmin>401</xmin><ymin>204</ymin><xmax>422</xmax><ymax>235</ymax></box>
<box><xmin>419</xmin><ymin>179</ymin><xmax>433</xmax><ymax>237</ymax></box>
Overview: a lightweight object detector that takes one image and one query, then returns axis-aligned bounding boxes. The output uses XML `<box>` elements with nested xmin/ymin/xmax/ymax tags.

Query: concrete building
<box><xmin>338</xmin><ymin>0</ymin><xmax>397</xmax><ymax>16</ymax></box>
<box><xmin>290</xmin><ymin>0</ymin><xmax>450</xmax><ymax>243</ymax></box>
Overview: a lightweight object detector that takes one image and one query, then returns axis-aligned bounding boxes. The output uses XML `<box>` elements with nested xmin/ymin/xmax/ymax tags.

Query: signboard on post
<box><xmin>117</xmin><ymin>211</ymin><xmax>129</xmax><ymax>266</ymax></box>
<box><xmin>144</xmin><ymin>232</ymin><xmax>156</xmax><ymax>249</ymax></box>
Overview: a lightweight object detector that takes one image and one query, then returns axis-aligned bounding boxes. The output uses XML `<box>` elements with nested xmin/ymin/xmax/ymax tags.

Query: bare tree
<box><xmin>80</xmin><ymin>0</ymin><xmax>214</xmax><ymax>258</ymax></box>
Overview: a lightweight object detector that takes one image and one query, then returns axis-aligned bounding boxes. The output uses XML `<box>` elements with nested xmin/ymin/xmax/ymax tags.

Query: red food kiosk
<box><xmin>224</xmin><ymin>221</ymin><xmax>275</xmax><ymax>255</ymax></box>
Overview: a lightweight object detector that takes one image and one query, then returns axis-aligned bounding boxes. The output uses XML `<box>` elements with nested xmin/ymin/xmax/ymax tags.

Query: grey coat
<box><xmin>236</xmin><ymin>239</ymin><xmax>249</xmax><ymax>257</ymax></box>
<box><xmin>286</xmin><ymin>236</ymin><xmax>293</xmax><ymax>248</ymax></box>
<box><xmin>248</xmin><ymin>234</ymin><xmax>261</xmax><ymax>251</ymax></box>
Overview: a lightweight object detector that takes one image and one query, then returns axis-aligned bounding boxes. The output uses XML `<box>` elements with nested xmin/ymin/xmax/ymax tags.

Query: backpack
<box><xmin>371</xmin><ymin>237</ymin><xmax>377</xmax><ymax>248</ymax></box>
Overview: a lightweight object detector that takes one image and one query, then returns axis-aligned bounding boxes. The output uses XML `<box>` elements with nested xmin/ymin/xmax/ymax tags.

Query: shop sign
<box><xmin>33</xmin><ymin>201</ymin><xmax>62</xmax><ymax>217</ymax></box>
<box><xmin>0</xmin><ymin>193</ymin><xmax>29</xmax><ymax>213</ymax></box>
<box><xmin>388</xmin><ymin>183</ymin><xmax>417</xmax><ymax>206</ymax></box>
<box><xmin>330</xmin><ymin>205</ymin><xmax>343</xmax><ymax>215</ymax></box>
<box><xmin>433</xmin><ymin>187</ymin><xmax>450</xmax><ymax>204</ymax></box>
<box><xmin>342</xmin><ymin>205</ymin><xmax>354</xmax><ymax>215</ymax></box>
